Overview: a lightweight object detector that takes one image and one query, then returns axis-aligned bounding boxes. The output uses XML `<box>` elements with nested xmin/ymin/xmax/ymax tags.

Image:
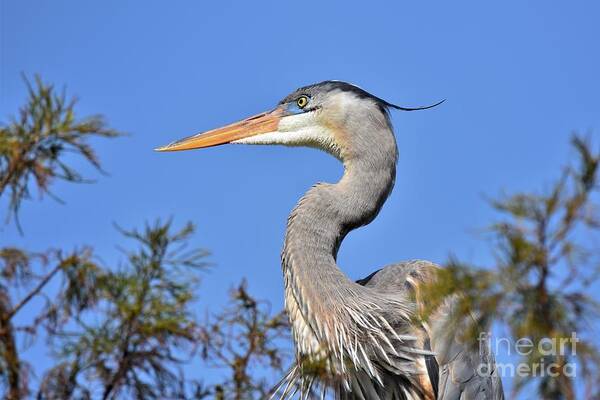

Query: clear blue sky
<box><xmin>2</xmin><ymin>1</ymin><xmax>599</xmax><ymax>397</ymax></box>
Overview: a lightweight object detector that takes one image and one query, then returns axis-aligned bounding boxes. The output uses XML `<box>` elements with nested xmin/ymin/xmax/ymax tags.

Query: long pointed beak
<box><xmin>155</xmin><ymin>108</ymin><xmax>283</xmax><ymax>152</ymax></box>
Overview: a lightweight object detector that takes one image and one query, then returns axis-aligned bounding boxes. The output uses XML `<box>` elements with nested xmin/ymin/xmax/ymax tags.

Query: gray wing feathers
<box><xmin>359</xmin><ymin>261</ymin><xmax>504</xmax><ymax>400</ymax></box>
<box><xmin>429</xmin><ymin>296</ymin><xmax>504</xmax><ymax>400</ymax></box>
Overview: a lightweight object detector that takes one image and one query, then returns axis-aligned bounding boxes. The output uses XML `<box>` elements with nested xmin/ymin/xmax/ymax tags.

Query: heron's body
<box><xmin>158</xmin><ymin>81</ymin><xmax>504</xmax><ymax>399</ymax></box>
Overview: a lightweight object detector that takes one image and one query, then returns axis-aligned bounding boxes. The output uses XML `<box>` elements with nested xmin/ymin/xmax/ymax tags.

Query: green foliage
<box><xmin>0</xmin><ymin>246</ymin><xmax>102</xmax><ymax>400</ymax></box>
<box><xmin>38</xmin><ymin>220</ymin><xmax>209</xmax><ymax>400</ymax></box>
<box><xmin>422</xmin><ymin>135</ymin><xmax>600</xmax><ymax>399</ymax></box>
<box><xmin>0</xmin><ymin>75</ymin><xmax>124</xmax><ymax>399</ymax></box>
<box><xmin>0</xmin><ymin>76</ymin><xmax>291</xmax><ymax>400</ymax></box>
<box><xmin>0</xmin><ymin>74</ymin><xmax>122</xmax><ymax>229</ymax></box>
<box><xmin>198</xmin><ymin>281</ymin><xmax>290</xmax><ymax>400</ymax></box>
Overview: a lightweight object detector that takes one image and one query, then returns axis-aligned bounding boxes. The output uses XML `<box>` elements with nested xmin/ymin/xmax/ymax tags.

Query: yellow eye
<box><xmin>296</xmin><ymin>96</ymin><xmax>309</xmax><ymax>109</ymax></box>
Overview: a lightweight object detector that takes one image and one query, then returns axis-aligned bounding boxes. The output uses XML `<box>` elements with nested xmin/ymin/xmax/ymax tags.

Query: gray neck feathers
<box><xmin>282</xmin><ymin>150</ymin><xmax>397</xmax><ymax>293</ymax></box>
<box><xmin>281</xmin><ymin>111</ymin><xmax>409</xmax><ymax>368</ymax></box>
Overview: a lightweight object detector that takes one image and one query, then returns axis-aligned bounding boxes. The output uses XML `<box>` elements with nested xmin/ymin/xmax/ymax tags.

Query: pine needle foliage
<box><xmin>421</xmin><ymin>135</ymin><xmax>600</xmax><ymax>399</ymax></box>
<box><xmin>0</xmin><ymin>75</ymin><xmax>122</xmax><ymax>230</ymax></box>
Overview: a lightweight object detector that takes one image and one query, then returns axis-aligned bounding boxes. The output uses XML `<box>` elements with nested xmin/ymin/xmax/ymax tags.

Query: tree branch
<box><xmin>7</xmin><ymin>263</ymin><xmax>62</xmax><ymax>321</ymax></box>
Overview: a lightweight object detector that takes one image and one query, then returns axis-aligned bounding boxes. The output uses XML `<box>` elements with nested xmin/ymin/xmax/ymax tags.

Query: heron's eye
<box><xmin>296</xmin><ymin>96</ymin><xmax>309</xmax><ymax>109</ymax></box>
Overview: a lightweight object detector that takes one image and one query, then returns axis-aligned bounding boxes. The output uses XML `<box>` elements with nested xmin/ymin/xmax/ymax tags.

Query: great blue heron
<box><xmin>157</xmin><ymin>81</ymin><xmax>504</xmax><ymax>399</ymax></box>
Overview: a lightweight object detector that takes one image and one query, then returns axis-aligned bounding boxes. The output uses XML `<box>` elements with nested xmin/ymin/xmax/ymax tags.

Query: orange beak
<box><xmin>155</xmin><ymin>108</ymin><xmax>284</xmax><ymax>152</ymax></box>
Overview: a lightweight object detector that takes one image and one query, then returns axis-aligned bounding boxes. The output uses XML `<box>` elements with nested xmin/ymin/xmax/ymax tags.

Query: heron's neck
<box><xmin>282</xmin><ymin>147</ymin><xmax>397</xmax><ymax>355</ymax></box>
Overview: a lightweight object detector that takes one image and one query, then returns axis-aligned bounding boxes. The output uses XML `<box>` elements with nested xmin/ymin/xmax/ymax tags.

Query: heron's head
<box><xmin>156</xmin><ymin>81</ymin><xmax>442</xmax><ymax>161</ymax></box>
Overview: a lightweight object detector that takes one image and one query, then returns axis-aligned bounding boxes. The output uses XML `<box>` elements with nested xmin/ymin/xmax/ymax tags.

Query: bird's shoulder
<box><xmin>356</xmin><ymin>259</ymin><xmax>439</xmax><ymax>292</ymax></box>
<box><xmin>357</xmin><ymin>261</ymin><xmax>505</xmax><ymax>399</ymax></box>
